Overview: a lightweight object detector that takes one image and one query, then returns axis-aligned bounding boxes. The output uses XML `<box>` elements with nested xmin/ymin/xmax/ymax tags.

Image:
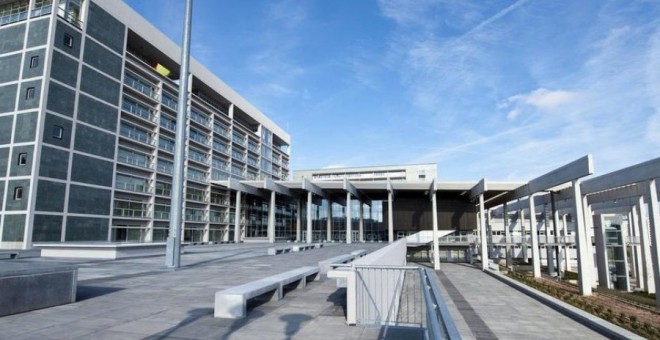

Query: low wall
<box><xmin>0</xmin><ymin>263</ymin><xmax>77</xmax><ymax>316</ymax></box>
<box><xmin>35</xmin><ymin>242</ymin><xmax>173</xmax><ymax>259</ymax></box>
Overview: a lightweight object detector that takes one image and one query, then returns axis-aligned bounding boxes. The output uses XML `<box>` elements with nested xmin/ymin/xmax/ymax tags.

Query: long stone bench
<box><xmin>214</xmin><ymin>266</ymin><xmax>319</xmax><ymax>319</ymax></box>
<box><xmin>0</xmin><ymin>251</ymin><xmax>19</xmax><ymax>260</ymax></box>
<box><xmin>317</xmin><ymin>249</ymin><xmax>367</xmax><ymax>280</ymax></box>
<box><xmin>267</xmin><ymin>246</ymin><xmax>292</xmax><ymax>255</ymax></box>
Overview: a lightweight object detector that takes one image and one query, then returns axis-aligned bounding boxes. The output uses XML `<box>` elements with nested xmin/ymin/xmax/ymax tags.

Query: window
<box><xmin>17</xmin><ymin>153</ymin><xmax>27</xmax><ymax>166</ymax></box>
<box><xmin>29</xmin><ymin>55</ymin><xmax>39</xmax><ymax>68</ymax></box>
<box><xmin>63</xmin><ymin>33</ymin><xmax>73</xmax><ymax>48</ymax></box>
<box><xmin>25</xmin><ymin>87</ymin><xmax>35</xmax><ymax>100</ymax></box>
<box><xmin>13</xmin><ymin>187</ymin><xmax>23</xmax><ymax>200</ymax></box>
<box><xmin>53</xmin><ymin>125</ymin><xmax>63</xmax><ymax>139</ymax></box>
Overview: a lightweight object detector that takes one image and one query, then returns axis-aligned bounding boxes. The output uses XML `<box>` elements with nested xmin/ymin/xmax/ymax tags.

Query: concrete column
<box><xmin>432</xmin><ymin>191</ymin><xmax>440</xmax><ymax>270</ymax></box>
<box><xmin>479</xmin><ymin>194</ymin><xmax>488</xmax><ymax>271</ymax></box>
<box><xmin>268</xmin><ymin>191</ymin><xmax>276</xmax><ymax>243</ymax></box>
<box><xmin>359</xmin><ymin>200</ymin><xmax>364</xmax><ymax>243</ymax></box>
<box><xmin>594</xmin><ymin>214</ymin><xmax>610</xmax><ymax>288</ymax></box>
<box><xmin>583</xmin><ymin>199</ymin><xmax>597</xmax><ymax>288</ymax></box>
<box><xmin>551</xmin><ymin>193</ymin><xmax>561</xmax><ymax>276</ymax></box>
<box><xmin>562</xmin><ymin>214</ymin><xmax>570</xmax><ymax>272</ymax></box>
<box><xmin>637</xmin><ymin>197</ymin><xmax>655</xmax><ymax>293</ymax></box>
<box><xmin>631</xmin><ymin>206</ymin><xmax>644</xmax><ymax>290</ymax></box>
<box><xmin>520</xmin><ymin>208</ymin><xmax>528</xmax><ymax>263</ymax></box>
<box><xmin>221</xmin><ymin>224</ymin><xmax>228</xmax><ymax>242</ymax></box>
<box><xmin>646</xmin><ymin>179</ymin><xmax>660</xmax><ymax>307</ymax></box>
<box><xmin>326</xmin><ymin>200</ymin><xmax>332</xmax><ymax>242</ymax></box>
<box><xmin>388</xmin><ymin>191</ymin><xmax>394</xmax><ymax>243</ymax></box>
<box><xmin>529</xmin><ymin>195</ymin><xmax>541</xmax><ymax>277</ymax></box>
<box><xmin>573</xmin><ymin>180</ymin><xmax>592</xmax><ymax>296</ymax></box>
<box><xmin>234</xmin><ymin>191</ymin><xmax>241</xmax><ymax>243</ymax></box>
<box><xmin>295</xmin><ymin>198</ymin><xmax>302</xmax><ymax>242</ymax></box>
<box><xmin>621</xmin><ymin>218</ymin><xmax>631</xmax><ymax>292</ymax></box>
<box><xmin>346</xmin><ymin>192</ymin><xmax>352</xmax><ymax>244</ymax></box>
<box><xmin>306</xmin><ymin>191</ymin><xmax>313</xmax><ymax>244</ymax></box>
<box><xmin>504</xmin><ymin>203</ymin><xmax>512</xmax><ymax>268</ymax></box>
<box><xmin>543</xmin><ymin>205</ymin><xmax>555</xmax><ymax>275</ymax></box>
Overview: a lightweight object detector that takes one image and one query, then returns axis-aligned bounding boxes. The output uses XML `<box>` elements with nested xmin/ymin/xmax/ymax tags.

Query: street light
<box><xmin>166</xmin><ymin>0</ymin><xmax>193</xmax><ymax>268</ymax></box>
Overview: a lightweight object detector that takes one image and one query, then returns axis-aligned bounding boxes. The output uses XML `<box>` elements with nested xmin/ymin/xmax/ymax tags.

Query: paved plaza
<box><xmin>0</xmin><ymin>244</ymin><xmax>611</xmax><ymax>339</ymax></box>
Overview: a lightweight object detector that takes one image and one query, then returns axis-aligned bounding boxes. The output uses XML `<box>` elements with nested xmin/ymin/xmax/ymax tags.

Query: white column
<box><xmin>594</xmin><ymin>214</ymin><xmax>610</xmax><ymax>288</ymax></box>
<box><xmin>359</xmin><ymin>200</ymin><xmax>364</xmax><ymax>243</ymax></box>
<box><xmin>268</xmin><ymin>191</ymin><xmax>276</xmax><ymax>243</ymax></box>
<box><xmin>306</xmin><ymin>191</ymin><xmax>313</xmax><ymax>244</ymax></box>
<box><xmin>234</xmin><ymin>191</ymin><xmax>241</xmax><ymax>243</ymax></box>
<box><xmin>388</xmin><ymin>191</ymin><xmax>394</xmax><ymax>243</ymax></box>
<box><xmin>631</xmin><ymin>206</ymin><xmax>644</xmax><ymax>290</ymax></box>
<box><xmin>520</xmin><ymin>208</ymin><xmax>528</xmax><ymax>263</ymax></box>
<box><xmin>552</xmin><ymin>200</ymin><xmax>561</xmax><ymax>276</ymax></box>
<box><xmin>637</xmin><ymin>197</ymin><xmax>655</xmax><ymax>293</ymax></box>
<box><xmin>529</xmin><ymin>195</ymin><xmax>541</xmax><ymax>278</ymax></box>
<box><xmin>646</xmin><ymin>179</ymin><xmax>660</xmax><ymax>307</ymax></box>
<box><xmin>346</xmin><ymin>192</ymin><xmax>352</xmax><ymax>244</ymax></box>
<box><xmin>479</xmin><ymin>194</ymin><xmax>488</xmax><ymax>271</ymax></box>
<box><xmin>583</xmin><ymin>198</ymin><xmax>597</xmax><ymax>288</ymax></box>
<box><xmin>621</xmin><ymin>218</ymin><xmax>631</xmax><ymax>292</ymax></box>
<box><xmin>326</xmin><ymin>199</ymin><xmax>332</xmax><ymax>242</ymax></box>
<box><xmin>295</xmin><ymin>198</ymin><xmax>302</xmax><ymax>242</ymax></box>
<box><xmin>432</xmin><ymin>191</ymin><xmax>440</xmax><ymax>270</ymax></box>
<box><xmin>562</xmin><ymin>214</ymin><xmax>570</xmax><ymax>272</ymax></box>
<box><xmin>504</xmin><ymin>203</ymin><xmax>512</xmax><ymax>268</ymax></box>
<box><xmin>544</xmin><ymin>205</ymin><xmax>555</xmax><ymax>275</ymax></box>
<box><xmin>573</xmin><ymin>179</ymin><xmax>592</xmax><ymax>296</ymax></box>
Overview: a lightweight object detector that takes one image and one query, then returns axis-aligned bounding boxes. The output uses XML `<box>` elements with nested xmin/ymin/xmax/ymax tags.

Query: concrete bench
<box><xmin>292</xmin><ymin>244</ymin><xmax>313</xmax><ymax>252</ymax></box>
<box><xmin>267</xmin><ymin>246</ymin><xmax>292</xmax><ymax>255</ymax></box>
<box><xmin>351</xmin><ymin>249</ymin><xmax>367</xmax><ymax>257</ymax></box>
<box><xmin>214</xmin><ymin>266</ymin><xmax>319</xmax><ymax>319</ymax></box>
<box><xmin>318</xmin><ymin>254</ymin><xmax>355</xmax><ymax>279</ymax></box>
<box><xmin>263</xmin><ymin>266</ymin><xmax>318</xmax><ymax>299</ymax></box>
<box><xmin>314</xmin><ymin>243</ymin><xmax>324</xmax><ymax>249</ymax></box>
<box><xmin>0</xmin><ymin>251</ymin><xmax>19</xmax><ymax>260</ymax></box>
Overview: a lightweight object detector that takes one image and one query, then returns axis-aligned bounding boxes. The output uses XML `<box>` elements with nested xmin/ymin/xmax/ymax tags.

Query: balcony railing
<box><xmin>214</xmin><ymin>125</ymin><xmax>230</xmax><ymax>138</ymax></box>
<box><xmin>115</xmin><ymin>181</ymin><xmax>150</xmax><ymax>194</ymax></box>
<box><xmin>191</xmin><ymin>111</ymin><xmax>210</xmax><ymax>127</ymax></box>
<box><xmin>232</xmin><ymin>134</ymin><xmax>246</xmax><ymax>147</ymax></box>
<box><xmin>120</xmin><ymin>125</ymin><xmax>152</xmax><ymax>145</ymax></box>
<box><xmin>154</xmin><ymin>211</ymin><xmax>170</xmax><ymax>220</ymax></box>
<box><xmin>185</xmin><ymin>214</ymin><xmax>207</xmax><ymax>222</ymax></box>
<box><xmin>157</xmin><ymin>162</ymin><xmax>173</xmax><ymax>174</ymax></box>
<box><xmin>122</xmin><ymin>97</ymin><xmax>156</xmax><ymax>122</ymax></box>
<box><xmin>187</xmin><ymin>171</ymin><xmax>207</xmax><ymax>182</ymax></box>
<box><xmin>124</xmin><ymin>72</ymin><xmax>157</xmax><ymax>99</ymax></box>
<box><xmin>190</xmin><ymin>134</ymin><xmax>209</xmax><ymax>146</ymax></box>
<box><xmin>118</xmin><ymin>153</ymin><xmax>152</xmax><ymax>169</ymax></box>
<box><xmin>113</xmin><ymin>208</ymin><xmax>149</xmax><ymax>218</ymax></box>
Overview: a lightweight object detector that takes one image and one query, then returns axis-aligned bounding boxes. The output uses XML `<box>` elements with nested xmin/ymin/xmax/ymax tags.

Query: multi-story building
<box><xmin>0</xmin><ymin>0</ymin><xmax>290</xmax><ymax>249</ymax></box>
<box><xmin>293</xmin><ymin>163</ymin><xmax>436</xmax><ymax>182</ymax></box>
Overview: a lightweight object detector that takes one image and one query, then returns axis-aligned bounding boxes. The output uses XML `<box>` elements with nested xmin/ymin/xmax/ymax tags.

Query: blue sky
<box><xmin>124</xmin><ymin>0</ymin><xmax>660</xmax><ymax>181</ymax></box>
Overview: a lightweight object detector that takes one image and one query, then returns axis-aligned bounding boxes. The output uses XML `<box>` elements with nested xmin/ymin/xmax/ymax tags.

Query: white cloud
<box><xmin>500</xmin><ymin>88</ymin><xmax>580</xmax><ymax>120</ymax></box>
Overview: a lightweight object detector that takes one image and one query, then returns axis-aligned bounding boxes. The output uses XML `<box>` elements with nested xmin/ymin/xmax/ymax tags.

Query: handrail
<box><xmin>420</xmin><ymin>267</ymin><xmax>462</xmax><ymax>340</ymax></box>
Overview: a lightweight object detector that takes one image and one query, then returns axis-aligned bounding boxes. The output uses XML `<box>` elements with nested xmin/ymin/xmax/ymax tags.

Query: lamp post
<box><xmin>166</xmin><ymin>0</ymin><xmax>193</xmax><ymax>268</ymax></box>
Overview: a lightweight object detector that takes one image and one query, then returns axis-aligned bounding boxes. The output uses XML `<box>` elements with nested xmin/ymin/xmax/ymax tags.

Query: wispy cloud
<box><xmin>381</xmin><ymin>0</ymin><xmax>660</xmax><ymax>180</ymax></box>
<box><xmin>500</xmin><ymin>88</ymin><xmax>580</xmax><ymax>120</ymax></box>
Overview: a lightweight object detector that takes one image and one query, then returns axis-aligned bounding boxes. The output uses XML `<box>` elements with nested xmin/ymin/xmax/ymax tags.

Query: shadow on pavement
<box><xmin>76</xmin><ymin>285</ymin><xmax>124</xmax><ymax>301</ymax></box>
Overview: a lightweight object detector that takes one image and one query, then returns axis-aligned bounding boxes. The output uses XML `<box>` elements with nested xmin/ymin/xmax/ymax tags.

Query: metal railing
<box><xmin>355</xmin><ymin>265</ymin><xmax>420</xmax><ymax>326</ymax></box>
<box><xmin>350</xmin><ymin>265</ymin><xmax>461</xmax><ymax>339</ymax></box>
<box><xmin>420</xmin><ymin>267</ymin><xmax>461</xmax><ymax>340</ymax></box>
